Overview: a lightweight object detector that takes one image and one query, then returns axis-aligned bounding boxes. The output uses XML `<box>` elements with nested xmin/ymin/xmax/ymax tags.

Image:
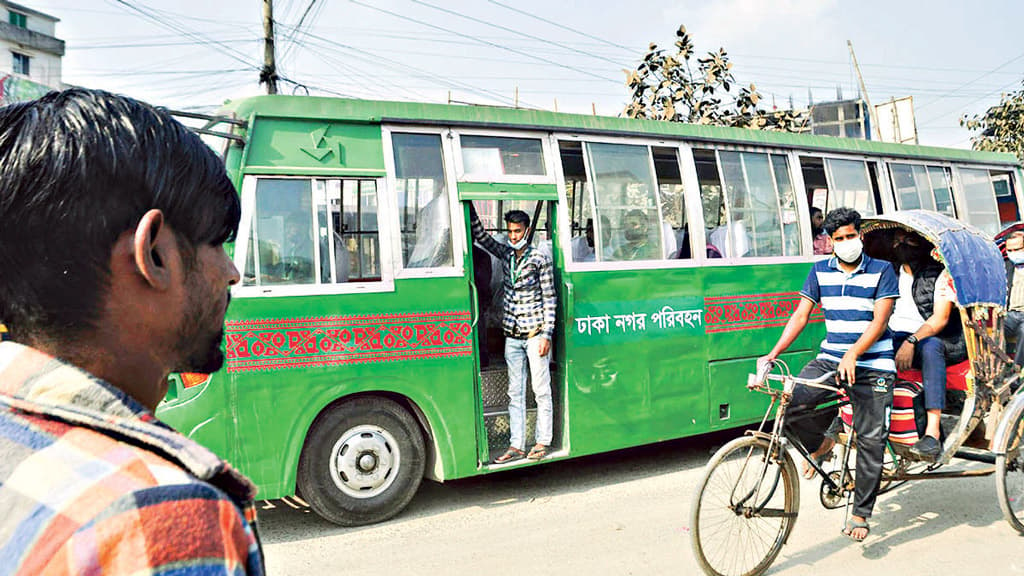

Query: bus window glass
<box><xmin>694</xmin><ymin>149</ymin><xmax>725</xmax><ymax>258</ymax></box>
<box><xmin>460</xmin><ymin>135</ymin><xmax>546</xmax><ymax>178</ymax></box>
<box><xmin>771</xmin><ymin>154</ymin><xmax>803</xmax><ymax>256</ymax></box>
<box><xmin>911</xmin><ymin>165</ymin><xmax>937</xmax><ymax>211</ymax></box>
<box><xmin>927</xmin><ymin>166</ymin><xmax>955</xmax><ymax>217</ymax></box>
<box><xmin>718</xmin><ymin>151</ymin><xmax>786</xmax><ymax>258</ymax></box>
<box><xmin>959</xmin><ymin>167</ymin><xmax>1000</xmax><ymax>236</ymax></box>
<box><xmin>584</xmin><ymin>142</ymin><xmax>662</xmax><ymax>262</ymax></box>
<box><xmin>253</xmin><ymin>178</ymin><xmax>315</xmax><ymax>285</ymax></box>
<box><xmin>392</xmin><ymin>133</ymin><xmax>454</xmax><ymax>268</ymax></box>
<box><xmin>825</xmin><ymin>158</ymin><xmax>876</xmax><ymax>216</ymax></box>
<box><xmin>992</xmin><ymin>170</ymin><xmax>1021</xmax><ymax>224</ymax></box>
<box><xmin>653</xmin><ymin>146</ymin><xmax>687</xmax><ymax>259</ymax></box>
<box><xmin>326</xmin><ymin>179</ymin><xmax>381</xmax><ymax>282</ymax></box>
<box><xmin>890</xmin><ymin>163</ymin><xmax>921</xmax><ymax>209</ymax></box>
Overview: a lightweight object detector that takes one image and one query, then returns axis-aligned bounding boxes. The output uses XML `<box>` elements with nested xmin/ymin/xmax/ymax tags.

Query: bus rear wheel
<box><xmin>297</xmin><ymin>397</ymin><xmax>425</xmax><ymax>526</ymax></box>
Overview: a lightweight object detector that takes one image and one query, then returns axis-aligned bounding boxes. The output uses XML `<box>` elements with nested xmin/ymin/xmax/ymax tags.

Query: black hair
<box><xmin>810</xmin><ymin>206</ymin><xmax>823</xmax><ymax>218</ymax></box>
<box><xmin>823</xmin><ymin>207</ymin><xmax>861</xmax><ymax>236</ymax></box>
<box><xmin>0</xmin><ymin>88</ymin><xmax>240</xmax><ymax>342</ymax></box>
<box><xmin>504</xmin><ymin>210</ymin><xmax>530</xmax><ymax>228</ymax></box>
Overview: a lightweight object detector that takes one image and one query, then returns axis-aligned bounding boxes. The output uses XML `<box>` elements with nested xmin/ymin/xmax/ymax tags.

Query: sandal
<box><xmin>494</xmin><ymin>447</ymin><xmax>525</xmax><ymax>464</ymax></box>
<box><xmin>842</xmin><ymin>518</ymin><xmax>870</xmax><ymax>542</ymax></box>
<box><xmin>527</xmin><ymin>444</ymin><xmax>548</xmax><ymax>460</ymax></box>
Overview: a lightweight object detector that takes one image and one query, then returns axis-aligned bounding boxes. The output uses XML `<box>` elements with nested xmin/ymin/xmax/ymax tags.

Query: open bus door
<box><xmin>459</xmin><ymin>186</ymin><xmax>563</xmax><ymax>467</ymax></box>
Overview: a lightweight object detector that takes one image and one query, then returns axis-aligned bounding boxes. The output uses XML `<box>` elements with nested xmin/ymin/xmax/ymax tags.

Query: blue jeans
<box><xmin>893</xmin><ymin>331</ymin><xmax>946</xmax><ymax>410</ymax></box>
<box><xmin>505</xmin><ymin>335</ymin><xmax>553</xmax><ymax>450</ymax></box>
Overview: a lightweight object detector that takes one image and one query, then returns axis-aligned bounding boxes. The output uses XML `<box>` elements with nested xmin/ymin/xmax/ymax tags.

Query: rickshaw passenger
<box><xmin>760</xmin><ymin>207</ymin><xmax>897</xmax><ymax>542</ymax></box>
<box><xmin>1003</xmin><ymin>230</ymin><xmax>1024</xmax><ymax>366</ymax></box>
<box><xmin>888</xmin><ymin>229</ymin><xmax>965</xmax><ymax>461</ymax></box>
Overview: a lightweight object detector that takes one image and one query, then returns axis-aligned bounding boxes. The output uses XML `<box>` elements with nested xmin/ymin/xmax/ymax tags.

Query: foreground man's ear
<box><xmin>133</xmin><ymin>209</ymin><xmax>171</xmax><ymax>291</ymax></box>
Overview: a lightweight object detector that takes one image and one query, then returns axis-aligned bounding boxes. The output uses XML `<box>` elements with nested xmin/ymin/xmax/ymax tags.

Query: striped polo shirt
<box><xmin>801</xmin><ymin>254</ymin><xmax>899</xmax><ymax>372</ymax></box>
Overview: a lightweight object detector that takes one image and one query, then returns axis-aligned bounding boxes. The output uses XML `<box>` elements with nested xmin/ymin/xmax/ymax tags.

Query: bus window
<box><xmin>561</xmin><ymin>141</ymin><xmax>597</xmax><ymax>262</ymax></box>
<box><xmin>249</xmin><ymin>178</ymin><xmax>316</xmax><ymax>286</ymax></box>
<box><xmin>460</xmin><ymin>135</ymin><xmax>546</xmax><ymax>179</ymax></box>
<box><xmin>241</xmin><ymin>177</ymin><xmax>383</xmax><ymax>287</ymax></box>
<box><xmin>584</xmin><ymin>142</ymin><xmax>662</xmax><ymax>262</ymax></box>
<box><xmin>326</xmin><ymin>179</ymin><xmax>381</xmax><ymax>282</ymax></box>
<box><xmin>993</xmin><ymin>171</ymin><xmax>1021</xmax><ymax>224</ymax></box>
<box><xmin>392</xmin><ymin>132</ymin><xmax>454</xmax><ymax>269</ymax></box>
<box><xmin>800</xmin><ymin>157</ymin><xmax>877</xmax><ymax>217</ymax></box>
<box><xmin>694</xmin><ymin>149</ymin><xmax>725</xmax><ymax>257</ymax></box>
<box><xmin>959</xmin><ymin>167</ymin><xmax>1003</xmax><ymax>236</ymax></box>
<box><xmin>717</xmin><ymin>151</ymin><xmax>802</xmax><ymax>258</ymax></box>
<box><xmin>653</xmin><ymin>146</ymin><xmax>689</xmax><ymax>259</ymax></box>
<box><xmin>888</xmin><ymin>162</ymin><xmax>955</xmax><ymax>218</ymax></box>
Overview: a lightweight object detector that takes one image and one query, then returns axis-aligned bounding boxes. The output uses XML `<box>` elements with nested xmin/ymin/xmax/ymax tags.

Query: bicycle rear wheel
<box><xmin>996</xmin><ymin>402</ymin><xmax>1024</xmax><ymax>534</ymax></box>
<box><xmin>691</xmin><ymin>436</ymin><xmax>800</xmax><ymax>576</ymax></box>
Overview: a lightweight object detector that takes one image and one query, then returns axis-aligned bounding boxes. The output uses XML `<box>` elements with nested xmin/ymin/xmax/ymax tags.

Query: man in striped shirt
<box><xmin>761</xmin><ymin>207</ymin><xmax>898</xmax><ymax>542</ymax></box>
<box><xmin>0</xmin><ymin>89</ymin><xmax>263</xmax><ymax>574</ymax></box>
<box><xmin>470</xmin><ymin>204</ymin><xmax>557</xmax><ymax>463</ymax></box>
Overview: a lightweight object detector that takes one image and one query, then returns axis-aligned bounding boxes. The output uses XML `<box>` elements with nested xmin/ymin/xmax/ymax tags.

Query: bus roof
<box><xmin>221</xmin><ymin>94</ymin><xmax>1020</xmax><ymax>167</ymax></box>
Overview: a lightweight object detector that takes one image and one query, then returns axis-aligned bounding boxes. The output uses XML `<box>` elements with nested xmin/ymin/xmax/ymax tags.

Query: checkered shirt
<box><xmin>471</xmin><ymin>215</ymin><xmax>557</xmax><ymax>339</ymax></box>
<box><xmin>0</xmin><ymin>341</ymin><xmax>264</xmax><ymax>575</ymax></box>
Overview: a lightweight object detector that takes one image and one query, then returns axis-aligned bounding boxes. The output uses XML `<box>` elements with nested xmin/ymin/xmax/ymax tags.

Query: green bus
<box><xmin>157</xmin><ymin>95</ymin><xmax>1023</xmax><ymax>526</ymax></box>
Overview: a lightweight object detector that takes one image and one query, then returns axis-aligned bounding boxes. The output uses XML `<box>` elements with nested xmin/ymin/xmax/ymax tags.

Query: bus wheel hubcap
<box><xmin>329</xmin><ymin>425</ymin><xmax>400</xmax><ymax>498</ymax></box>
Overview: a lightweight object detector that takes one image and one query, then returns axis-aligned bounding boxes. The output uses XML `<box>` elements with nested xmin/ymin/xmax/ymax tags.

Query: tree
<box><xmin>623</xmin><ymin>25</ymin><xmax>804</xmax><ymax>132</ymax></box>
<box><xmin>961</xmin><ymin>82</ymin><xmax>1024</xmax><ymax>163</ymax></box>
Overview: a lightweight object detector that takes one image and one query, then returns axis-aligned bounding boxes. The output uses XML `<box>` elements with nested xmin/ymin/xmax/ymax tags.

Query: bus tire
<box><xmin>297</xmin><ymin>397</ymin><xmax>425</xmax><ymax>526</ymax></box>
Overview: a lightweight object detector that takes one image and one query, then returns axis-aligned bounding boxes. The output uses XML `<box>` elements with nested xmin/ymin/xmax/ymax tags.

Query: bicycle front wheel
<box><xmin>997</xmin><ymin>402</ymin><xmax>1024</xmax><ymax>534</ymax></box>
<box><xmin>691</xmin><ymin>436</ymin><xmax>800</xmax><ymax>576</ymax></box>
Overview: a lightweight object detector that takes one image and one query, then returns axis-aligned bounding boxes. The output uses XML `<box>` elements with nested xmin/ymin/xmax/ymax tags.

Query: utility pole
<box><xmin>847</xmin><ymin>40</ymin><xmax>881</xmax><ymax>140</ymax></box>
<box><xmin>261</xmin><ymin>0</ymin><xmax>279</xmax><ymax>95</ymax></box>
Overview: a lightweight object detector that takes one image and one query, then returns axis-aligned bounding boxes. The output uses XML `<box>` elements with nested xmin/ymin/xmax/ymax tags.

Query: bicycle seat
<box><xmin>897</xmin><ymin>358</ymin><xmax>971</xmax><ymax>392</ymax></box>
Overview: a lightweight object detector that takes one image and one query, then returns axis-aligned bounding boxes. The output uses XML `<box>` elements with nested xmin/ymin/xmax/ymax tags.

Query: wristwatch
<box><xmin>906</xmin><ymin>335</ymin><xmax>919</xmax><ymax>345</ymax></box>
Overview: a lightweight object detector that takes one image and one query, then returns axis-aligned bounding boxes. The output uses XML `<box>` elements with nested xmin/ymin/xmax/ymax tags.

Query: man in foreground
<box><xmin>0</xmin><ymin>89</ymin><xmax>263</xmax><ymax>574</ymax></box>
<box><xmin>760</xmin><ymin>207</ymin><xmax>897</xmax><ymax>542</ymax></box>
<box><xmin>470</xmin><ymin>204</ymin><xmax>556</xmax><ymax>463</ymax></box>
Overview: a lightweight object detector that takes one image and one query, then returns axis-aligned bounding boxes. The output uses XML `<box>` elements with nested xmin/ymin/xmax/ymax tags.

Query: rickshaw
<box><xmin>690</xmin><ymin>210</ymin><xmax>1024</xmax><ymax>576</ymax></box>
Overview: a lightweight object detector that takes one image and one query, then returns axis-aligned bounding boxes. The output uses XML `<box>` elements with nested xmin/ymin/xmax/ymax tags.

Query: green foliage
<box><xmin>623</xmin><ymin>25</ymin><xmax>804</xmax><ymax>132</ymax></box>
<box><xmin>961</xmin><ymin>82</ymin><xmax>1024</xmax><ymax>162</ymax></box>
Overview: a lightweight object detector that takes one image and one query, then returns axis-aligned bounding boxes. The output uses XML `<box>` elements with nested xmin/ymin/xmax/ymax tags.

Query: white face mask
<box><xmin>1009</xmin><ymin>251</ymin><xmax>1024</xmax><ymax>265</ymax></box>
<box><xmin>509</xmin><ymin>237</ymin><xmax>529</xmax><ymax>250</ymax></box>
<box><xmin>833</xmin><ymin>237</ymin><xmax>863</xmax><ymax>263</ymax></box>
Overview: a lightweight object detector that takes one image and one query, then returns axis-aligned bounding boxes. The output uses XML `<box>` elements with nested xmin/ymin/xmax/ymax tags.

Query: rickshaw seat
<box><xmin>896</xmin><ymin>358</ymin><xmax>971</xmax><ymax>392</ymax></box>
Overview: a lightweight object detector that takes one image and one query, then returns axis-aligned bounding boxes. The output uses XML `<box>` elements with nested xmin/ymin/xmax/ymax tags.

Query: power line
<box><xmin>347</xmin><ymin>0</ymin><xmax>621</xmax><ymax>84</ymax></box>
<box><xmin>409</xmin><ymin>0</ymin><xmax>630</xmax><ymax>70</ymax></box>
<box><xmin>487</xmin><ymin>0</ymin><xmax>636</xmax><ymax>55</ymax></box>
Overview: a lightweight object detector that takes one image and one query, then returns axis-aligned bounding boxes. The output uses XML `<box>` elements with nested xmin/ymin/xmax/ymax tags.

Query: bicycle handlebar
<box><xmin>747</xmin><ymin>363</ymin><xmax>841</xmax><ymax>394</ymax></box>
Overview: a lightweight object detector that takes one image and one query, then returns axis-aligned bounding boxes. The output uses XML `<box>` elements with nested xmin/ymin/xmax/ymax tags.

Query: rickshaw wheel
<box><xmin>996</xmin><ymin>402</ymin><xmax>1024</xmax><ymax>534</ymax></box>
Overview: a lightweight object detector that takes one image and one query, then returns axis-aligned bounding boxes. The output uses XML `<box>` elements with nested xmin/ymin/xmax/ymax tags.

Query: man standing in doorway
<box><xmin>470</xmin><ymin>204</ymin><xmax>557</xmax><ymax>463</ymax></box>
<box><xmin>0</xmin><ymin>89</ymin><xmax>263</xmax><ymax>574</ymax></box>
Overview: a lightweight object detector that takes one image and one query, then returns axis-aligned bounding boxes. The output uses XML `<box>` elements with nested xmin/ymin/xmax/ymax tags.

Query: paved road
<box><xmin>259</xmin><ymin>429</ymin><xmax>1024</xmax><ymax>575</ymax></box>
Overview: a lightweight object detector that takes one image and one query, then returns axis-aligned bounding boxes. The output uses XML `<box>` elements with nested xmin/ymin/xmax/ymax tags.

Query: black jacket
<box><xmin>911</xmin><ymin>262</ymin><xmax>967</xmax><ymax>364</ymax></box>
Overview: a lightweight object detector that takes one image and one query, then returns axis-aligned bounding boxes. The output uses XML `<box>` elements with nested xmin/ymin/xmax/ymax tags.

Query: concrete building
<box><xmin>0</xmin><ymin>1</ymin><xmax>64</xmax><ymax>96</ymax></box>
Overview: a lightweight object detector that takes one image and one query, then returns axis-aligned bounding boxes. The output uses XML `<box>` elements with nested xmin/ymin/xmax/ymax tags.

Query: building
<box><xmin>0</xmin><ymin>1</ymin><xmax>63</xmax><ymax>104</ymax></box>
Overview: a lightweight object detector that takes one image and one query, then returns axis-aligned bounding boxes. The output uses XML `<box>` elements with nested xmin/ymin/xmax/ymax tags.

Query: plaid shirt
<box><xmin>471</xmin><ymin>215</ymin><xmax>557</xmax><ymax>339</ymax></box>
<box><xmin>0</xmin><ymin>341</ymin><xmax>264</xmax><ymax>575</ymax></box>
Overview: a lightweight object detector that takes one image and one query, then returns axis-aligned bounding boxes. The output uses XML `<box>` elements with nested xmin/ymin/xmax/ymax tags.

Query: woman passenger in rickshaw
<box><xmin>876</xmin><ymin>227</ymin><xmax>967</xmax><ymax>460</ymax></box>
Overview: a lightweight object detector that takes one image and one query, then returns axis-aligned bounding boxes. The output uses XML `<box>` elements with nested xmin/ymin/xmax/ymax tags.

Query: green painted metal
<box><xmin>156</xmin><ymin>94</ymin><xmax>1015</xmax><ymax>506</ymax></box>
<box><xmin>457</xmin><ymin>182</ymin><xmax>558</xmax><ymax>200</ymax></box>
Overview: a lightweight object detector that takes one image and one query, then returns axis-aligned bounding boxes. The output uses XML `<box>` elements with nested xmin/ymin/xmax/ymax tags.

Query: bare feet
<box><xmin>801</xmin><ymin>437</ymin><xmax>836</xmax><ymax>479</ymax></box>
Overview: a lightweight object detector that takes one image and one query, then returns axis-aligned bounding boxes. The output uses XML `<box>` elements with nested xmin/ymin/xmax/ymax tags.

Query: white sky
<box><xmin>25</xmin><ymin>0</ymin><xmax>1024</xmax><ymax>149</ymax></box>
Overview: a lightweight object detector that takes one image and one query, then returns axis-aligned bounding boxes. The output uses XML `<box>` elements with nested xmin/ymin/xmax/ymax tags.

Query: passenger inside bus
<box><xmin>612</xmin><ymin>209</ymin><xmax>660</xmax><ymax>261</ymax></box>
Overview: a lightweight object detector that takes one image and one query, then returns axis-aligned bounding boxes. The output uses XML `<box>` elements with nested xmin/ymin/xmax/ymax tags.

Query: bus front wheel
<box><xmin>297</xmin><ymin>397</ymin><xmax>426</xmax><ymax>526</ymax></box>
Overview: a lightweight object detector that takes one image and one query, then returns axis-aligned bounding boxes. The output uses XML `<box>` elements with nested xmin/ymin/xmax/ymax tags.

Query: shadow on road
<box><xmin>258</xmin><ymin>427</ymin><xmax>745</xmax><ymax>545</ymax></box>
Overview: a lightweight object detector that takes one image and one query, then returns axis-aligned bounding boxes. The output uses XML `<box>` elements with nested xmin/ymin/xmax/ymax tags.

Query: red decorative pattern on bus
<box><xmin>224</xmin><ymin>312</ymin><xmax>473</xmax><ymax>372</ymax></box>
<box><xmin>703</xmin><ymin>292</ymin><xmax>824</xmax><ymax>334</ymax></box>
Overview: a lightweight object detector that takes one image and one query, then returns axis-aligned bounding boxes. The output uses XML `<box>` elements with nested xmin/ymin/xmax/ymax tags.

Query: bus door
<box><xmin>556</xmin><ymin>138</ymin><xmax>709</xmax><ymax>455</ymax></box>
<box><xmin>449</xmin><ymin>130</ymin><xmax>563</xmax><ymax>466</ymax></box>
